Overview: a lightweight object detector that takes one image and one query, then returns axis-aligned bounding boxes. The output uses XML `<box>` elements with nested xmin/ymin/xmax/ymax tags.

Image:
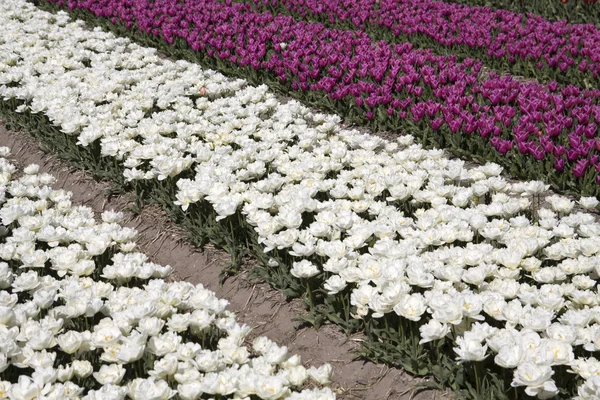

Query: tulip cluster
<box><xmin>4</xmin><ymin>0</ymin><xmax>600</xmax><ymax>397</ymax></box>
<box><xmin>443</xmin><ymin>0</ymin><xmax>600</xmax><ymax>28</ymax></box>
<box><xmin>240</xmin><ymin>0</ymin><xmax>600</xmax><ymax>88</ymax></box>
<box><xmin>0</xmin><ymin>147</ymin><xmax>335</xmax><ymax>399</ymax></box>
<box><xmin>33</xmin><ymin>0</ymin><xmax>600</xmax><ymax>195</ymax></box>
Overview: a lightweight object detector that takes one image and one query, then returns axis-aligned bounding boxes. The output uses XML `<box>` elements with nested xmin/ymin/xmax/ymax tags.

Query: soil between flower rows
<box><xmin>0</xmin><ymin>122</ymin><xmax>447</xmax><ymax>400</ymax></box>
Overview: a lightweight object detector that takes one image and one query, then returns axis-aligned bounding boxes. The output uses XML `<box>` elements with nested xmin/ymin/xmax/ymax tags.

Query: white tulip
<box><xmin>454</xmin><ymin>337</ymin><xmax>488</xmax><ymax>362</ymax></box>
<box><xmin>419</xmin><ymin>319</ymin><xmax>450</xmax><ymax>344</ymax></box>
<box><xmin>149</xmin><ymin>353</ymin><xmax>179</xmax><ymax>380</ymax></box>
<box><xmin>7</xmin><ymin>376</ymin><xmax>43</xmax><ymax>400</ymax></box>
<box><xmin>287</xmin><ymin>365</ymin><xmax>309</xmax><ymax>386</ymax></box>
<box><xmin>393</xmin><ymin>293</ymin><xmax>426</xmax><ymax>322</ymax></box>
<box><xmin>290</xmin><ymin>260</ymin><xmax>320</xmax><ymax>279</ymax></box>
<box><xmin>177</xmin><ymin>381</ymin><xmax>203</xmax><ymax>400</ymax></box>
<box><xmin>575</xmin><ymin>376</ymin><xmax>600</xmax><ymax>400</ymax></box>
<box><xmin>323</xmin><ymin>275</ymin><xmax>347</xmax><ymax>295</ymax></box>
<box><xmin>93</xmin><ymin>364</ymin><xmax>126</xmax><ymax>385</ymax></box>
<box><xmin>511</xmin><ymin>362</ymin><xmax>558</xmax><ymax>398</ymax></box>
<box><xmin>494</xmin><ymin>344</ymin><xmax>524</xmax><ymax>369</ymax></box>
<box><xmin>72</xmin><ymin>360</ymin><xmax>93</xmax><ymax>379</ymax></box>
<box><xmin>56</xmin><ymin>331</ymin><xmax>84</xmax><ymax>354</ymax></box>
<box><xmin>307</xmin><ymin>364</ymin><xmax>333</xmax><ymax>385</ymax></box>
<box><xmin>127</xmin><ymin>378</ymin><xmax>176</xmax><ymax>400</ymax></box>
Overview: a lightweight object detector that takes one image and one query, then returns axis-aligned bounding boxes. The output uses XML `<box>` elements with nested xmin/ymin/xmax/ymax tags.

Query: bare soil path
<box><xmin>0</xmin><ymin>122</ymin><xmax>446</xmax><ymax>400</ymax></box>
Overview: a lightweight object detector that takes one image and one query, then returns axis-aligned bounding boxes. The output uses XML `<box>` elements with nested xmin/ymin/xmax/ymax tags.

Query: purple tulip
<box><xmin>498</xmin><ymin>140</ymin><xmax>514</xmax><ymax>155</ymax></box>
<box><xmin>431</xmin><ymin>118</ymin><xmax>444</xmax><ymax>131</ymax></box>
<box><xmin>573</xmin><ymin>159</ymin><xmax>590</xmax><ymax>178</ymax></box>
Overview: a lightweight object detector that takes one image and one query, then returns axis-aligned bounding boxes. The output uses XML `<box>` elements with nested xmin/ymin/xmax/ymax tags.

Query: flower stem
<box><xmin>306</xmin><ymin>280</ymin><xmax>314</xmax><ymax>310</ymax></box>
<box><xmin>473</xmin><ymin>361</ymin><xmax>481</xmax><ymax>395</ymax></box>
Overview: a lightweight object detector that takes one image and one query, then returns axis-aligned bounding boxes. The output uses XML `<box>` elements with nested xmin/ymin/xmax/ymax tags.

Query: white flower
<box><xmin>0</xmin><ymin>381</ymin><xmax>11</xmax><ymax>399</ymax></box>
<box><xmin>116</xmin><ymin>332</ymin><xmax>146</xmax><ymax>364</ymax></box>
<box><xmin>83</xmin><ymin>384</ymin><xmax>127</xmax><ymax>400</ymax></box>
<box><xmin>214</xmin><ymin>194</ymin><xmax>242</xmax><ymax>221</ymax></box>
<box><xmin>56</xmin><ymin>364</ymin><xmax>75</xmax><ymax>383</ymax></box>
<box><xmin>177</xmin><ymin>381</ymin><xmax>203</xmax><ymax>400</ymax></box>
<box><xmin>92</xmin><ymin>325</ymin><xmax>122</xmax><ymax>348</ymax></box>
<box><xmin>11</xmin><ymin>270</ymin><xmax>39</xmax><ymax>292</ymax></box>
<box><xmin>511</xmin><ymin>362</ymin><xmax>558</xmax><ymax>398</ymax></box>
<box><xmin>72</xmin><ymin>360</ymin><xmax>93</xmax><ymax>379</ymax></box>
<box><xmin>323</xmin><ymin>275</ymin><xmax>347</xmax><ymax>295</ymax></box>
<box><xmin>56</xmin><ymin>331</ymin><xmax>84</xmax><ymax>354</ymax></box>
<box><xmin>93</xmin><ymin>364</ymin><xmax>126</xmax><ymax>385</ymax></box>
<box><xmin>7</xmin><ymin>376</ymin><xmax>44</xmax><ymax>400</ymax></box>
<box><xmin>290</xmin><ymin>260</ymin><xmax>320</xmax><ymax>279</ymax></box>
<box><xmin>460</xmin><ymin>293</ymin><xmax>484</xmax><ymax>321</ymax></box>
<box><xmin>393</xmin><ymin>293</ymin><xmax>426</xmax><ymax>321</ymax></box>
<box><xmin>220</xmin><ymin>345</ymin><xmax>249</xmax><ymax>365</ymax></box>
<box><xmin>102</xmin><ymin>210</ymin><xmax>124</xmax><ymax>223</ymax></box>
<box><xmin>307</xmin><ymin>364</ymin><xmax>333</xmax><ymax>385</ymax></box>
<box><xmin>494</xmin><ymin>344</ymin><xmax>524</xmax><ymax>369</ymax></box>
<box><xmin>138</xmin><ymin>316</ymin><xmax>165</xmax><ymax>337</ymax></box>
<box><xmin>520</xmin><ymin>306</ymin><xmax>554</xmax><ymax>331</ymax></box>
<box><xmin>167</xmin><ymin>313</ymin><xmax>191</xmax><ymax>332</ymax></box>
<box><xmin>262</xmin><ymin>342</ymin><xmax>288</xmax><ymax>365</ymax></box>
<box><xmin>148</xmin><ymin>353</ymin><xmax>179</xmax><ymax>380</ymax></box>
<box><xmin>430</xmin><ymin>298</ymin><xmax>463</xmax><ymax>325</ymax></box>
<box><xmin>147</xmin><ymin>332</ymin><xmax>182</xmax><ymax>356</ymax></box>
<box><xmin>579</xmin><ymin>197</ymin><xmax>599</xmax><ymax>210</ymax></box>
<box><xmin>128</xmin><ymin>378</ymin><xmax>176</xmax><ymax>400</ymax></box>
<box><xmin>255</xmin><ymin>376</ymin><xmax>291</xmax><ymax>400</ymax></box>
<box><xmin>537</xmin><ymin>339</ymin><xmax>574</xmax><ymax>366</ymax></box>
<box><xmin>192</xmin><ymin>350</ymin><xmax>221</xmax><ymax>373</ymax></box>
<box><xmin>286</xmin><ymin>365</ymin><xmax>309</xmax><ymax>386</ymax></box>
<box><xmin>547</xmin><ymin>195</ymin><xmax>574</xmax><ymax>214</ymax></box>
<box><xmin>197</xmin><ymin>371</ymin><xmax>237</xmax><ymax>395</ymax></box>
<box><xmin>23</xmin><ymin>164</ymin><xmax>40</xmax><ymax>175</ymax></box>
<box><xmin>419</xmin><ymin>319</ymin><xmax>450</xmax><ymax>344</ymax></box>
<box><xmin>575</xmin><ymin>376</ymin><xmax>600</xmax><ymax>400</ymax></box>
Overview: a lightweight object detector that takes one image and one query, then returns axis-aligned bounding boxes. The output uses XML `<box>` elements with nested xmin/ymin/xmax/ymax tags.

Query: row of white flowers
<box><xmin>2</xmin><ymin>0</ymin><xmax>600</xmax><ymax>397</ymax></box>
<box><xmin>0</xmin><ymin>147</ymin><xmax>335</xmax><ymax>399</ymax></box>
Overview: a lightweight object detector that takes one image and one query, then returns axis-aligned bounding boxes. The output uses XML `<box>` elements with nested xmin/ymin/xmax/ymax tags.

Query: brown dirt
<box><xmin>0</xmin><ymin>123</ymin><xmax>447</xmax><ymax>400</ymax></box>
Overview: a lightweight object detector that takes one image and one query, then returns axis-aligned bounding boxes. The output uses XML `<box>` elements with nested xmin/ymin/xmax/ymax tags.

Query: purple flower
<box><xmin>431</xmin><ymin>118</ymin><xmax>444</xmax><ymax>131</ymax></box>
<box><xmin>573</xmin><ymin>159</ymin><xmax>590</xmax><ymax>178</ymax></box>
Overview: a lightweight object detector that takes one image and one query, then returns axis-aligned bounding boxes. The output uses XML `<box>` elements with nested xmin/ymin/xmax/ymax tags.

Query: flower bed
<box><xmin>442</xmin><ymin>0</ymin><xmax>600</xmax><ymax>28</ymax></box>
<box><xmin>234</xmin><ymin>0</ymin><xmax>600</xmax><ymax>89</ymax></box>
<box><xmin>26</xmin><ymin>0</ymin><xmax>600</xmax><ymax>199</ymax></box>
<box><xmin>4</xmin><ymin>1</ymin><xmax>600</xmax><ymax>399</ymax></box>
<box><xmin>0</xmin><ymin>147</ymin><xmax>334</xmax><ymax>399</ymax></box>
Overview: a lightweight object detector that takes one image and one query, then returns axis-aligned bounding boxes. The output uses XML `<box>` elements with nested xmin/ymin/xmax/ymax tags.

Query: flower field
<box><xmin>27</xmin><ymin>0</ymin><xmax>600</xmax><ymax>199</ymax></box>
<box><xmin>2</xmin><ymin>0</ymin><xmax>600</xmax><ymax>398</ymax></box>
<box><xmin>238</xmin><ymin>0</ymin><xmax>600</xmax><ymax>87</ymax></box>
<box><xmin>0</xmin><ymin>145</ymin><xmax>334</xmax><ymax>399</ymax></box>
<box><xmin>441</xmin><ymin>0</ymin><xmax>600</xmax><ymax>28</ymax></box>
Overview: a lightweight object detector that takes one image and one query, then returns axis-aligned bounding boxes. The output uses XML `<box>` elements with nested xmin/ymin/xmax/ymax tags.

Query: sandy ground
<box><xmin>0</xmin><ymin>123</ymin><xmax>448</xmax><ymax>400</ymax></box>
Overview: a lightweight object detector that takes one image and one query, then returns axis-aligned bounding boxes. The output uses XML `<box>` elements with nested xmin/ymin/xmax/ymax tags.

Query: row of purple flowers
<box><xmin>442</xmin><ymin>0</ymin><xmax>600</xmax><ymax>28</ymax></box>
<box><xmin>48</xmin><ymin>0</ymin><xmax>600</xmax><ymax>192</ymax></box>
<box><xmin>236</xmin><ymin>0</ymin><xmax>600</xmax><ymax>88</ymax></box>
